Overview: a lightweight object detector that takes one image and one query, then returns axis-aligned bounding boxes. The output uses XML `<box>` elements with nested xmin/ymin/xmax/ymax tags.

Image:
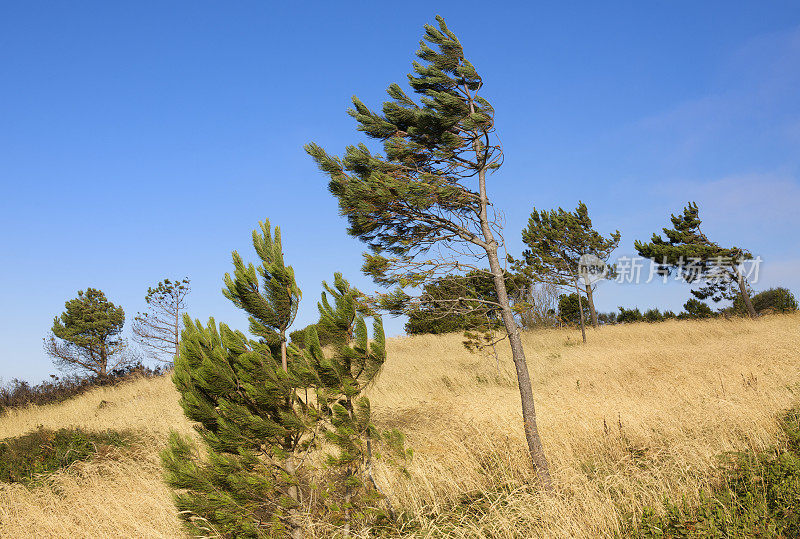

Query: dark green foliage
<box><xmin>163</xmin><ymin>221</ymin><xmax>406</xmax><ymax>537</ymax></box>
<box><xmin>404</xmin><ymin>270</ymin><xmax>521</xmax><ymax>334</ymax></box>
<box><xmin>304</xmin><ymin>15</ymin><xmax>511</xmax><ymax>332</ymax></box>
<box><xmin>732</xmin><ymin>287</ymin><xmax>798</xmax><ymax>316</ymax></box>
<box><xmin>642</xmin><ymin>308</ymin><xmax>664</xmax><ymax>323</ymax></box>
<box><xmin>627</xmin><ymin>407</ymin><xmax>800</xmax><ymax>538</ymax></box>
<box><xmin>617</xmin><ymin>307</ymin><xmax>644</xmax><ymax>324</ymax></box>
<box><xmin>519</xmin><ymin>202</ymin><xmax>620</xmax><ymax>289</ymax></box>
<box><xmin>45</xmin><ymin>288</ymin><xmax>130</xmax><ymax>378</ymax></box>
<box><xmin>558</xmin><ymin>293</ymin><xmax>590</xmax><ymax>326</ymax></box>
<box><xmin>0</xmin><ymin>427</ymin><xmax>133</xmax><ymax>484</ymax></box>
<box><xmin>635</xmin><ymin>202</ymin><xmax>756</xmax><ymax>315</ymax></box>
<box><xmin>289</xmin><ymin>323</ymin><xmax>336</xmax><ymax>349</ymax></box>
<box><xmin>680</xmin><ymin>298</ymin><xmax>714</xmax><ymax>319</ymax></box>
<box><xmin>305</xmin><ymin>16</ymin><xmax>499</xmax><ymax>281</ymax></box>
<box><xmin>598</xmin><ymin>312</ymin><xmax>618</xmax><ymax>325</ymax></box>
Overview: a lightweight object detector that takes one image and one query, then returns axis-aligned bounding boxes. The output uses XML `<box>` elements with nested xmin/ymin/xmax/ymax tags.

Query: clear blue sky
<box><xmin>2</xmin><ymin>2</ymin><xmax>799</xmax><ymax>383</ymax></box>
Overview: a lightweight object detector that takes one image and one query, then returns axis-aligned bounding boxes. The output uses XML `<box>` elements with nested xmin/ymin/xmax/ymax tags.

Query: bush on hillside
<box><xmin>731</xmin><ymin>287</ymin><xmax>798</xmax><ymax>316</ymax></box>
<box><xmin>0</xmin><ymin>427</ymin><xmax>134</xmax><ymax>484</ymax></box>
<box><xmin>617</xmin><ymin>307</ymin><xmax>644</xmax><ymax>324</ymax></box>
<box><xmin>597</xmin><ymin>311</ymin><xmax>617</xmax><ymax>325</ymax></box>
<box><xmin>628</xmin><ymin>406</ymin><xmax>800</xmax><ymax>537</ymax></box>
<box><xmin>558</xmin><ymin>293</ymin><xmax>590</xmax><ymax>326</ymax></box>
<box><xmin>680</xmin><ymin>298</ymin><xmax>715</xmax><ymax>319</ymax></box>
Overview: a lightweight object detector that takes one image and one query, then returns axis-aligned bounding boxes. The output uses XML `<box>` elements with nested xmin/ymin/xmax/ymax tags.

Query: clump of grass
<box><xmin>0</xmin><ymin>427</ymin><xmax>135</xmax><ymax>484</ymax></box>
<box><xmin>626</xmin><ymin>406</ymin><xmax>800</xmax><ymax>537</ymax></box>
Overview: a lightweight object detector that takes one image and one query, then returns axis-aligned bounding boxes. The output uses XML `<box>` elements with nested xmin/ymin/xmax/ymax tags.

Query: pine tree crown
<box><xmin>223</xmin><ymin>219</ymin><xmax>301</xmax><ymax>346</ymax></box>
<box><xmin>305</xmin><ymin>16</ymin><xmax>501</xmax><ymax>287</ymax></box>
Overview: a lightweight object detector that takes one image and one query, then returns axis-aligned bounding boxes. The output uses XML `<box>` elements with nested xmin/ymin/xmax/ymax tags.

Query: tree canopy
<box><xmin>635</xmin><ymin>202</ymin><xmax>757</xmax><ymax>317</ymax></box>
<box><xmin>44</xmin><ymin>288</ymin><xmax>130</xmax><ymax>378</ymax></box>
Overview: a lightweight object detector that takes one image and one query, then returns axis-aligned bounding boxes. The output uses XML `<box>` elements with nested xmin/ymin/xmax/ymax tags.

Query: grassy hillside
<box><xmin>1</xmin><ymin>314</ymin><xmax>798</xmax><ymax>537</ymax></box>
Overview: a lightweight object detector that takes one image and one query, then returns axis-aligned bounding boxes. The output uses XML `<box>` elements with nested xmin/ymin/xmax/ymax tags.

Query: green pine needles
<box><xmin>162</xmin><ymin>219</ymin><xmax>409</xmax><ymax>538</ymax></box>
<box><xmin>516</xmin><ymin>201</ymin><xmax>620</xmax><ymax>341</ymax></box>
<box><xmin>635</xmin><ymin>202</ymin><xmax>758</xmax><ymax>318</ymax></box>
<box><xmin>305</xmin><ymin>14</ymin><xmax>554</xmax><ymax>490</ymax></box>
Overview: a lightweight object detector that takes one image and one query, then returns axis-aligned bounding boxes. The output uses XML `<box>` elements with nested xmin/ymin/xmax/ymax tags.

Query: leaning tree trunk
<box><xmin>478</xmin><ymin>169</ymin><xmax>553</xmax><ymax>491</ymax></box>
<box><xmin>733</xmin><ymin>267</ymin><xmax>757</xmax><ymax>318</ymax></box>
<box><xmin>574</xmin><ymin>281</ymin><xmax>587</xmax><ymax>344</ymax></box>
<box><xmin>584</xmin><ymin>283</ymin><xmax>598</xmax><ymax>328</ymax></box>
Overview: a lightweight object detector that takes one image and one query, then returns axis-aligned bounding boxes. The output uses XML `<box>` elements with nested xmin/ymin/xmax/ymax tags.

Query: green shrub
<box><xmin>558</xmin><ymin>293</ymin><xmax>590</xmax><ymax>326</ymax></box>
<box><xmin>643</xmin><ymin>309</ymin><xmax>664</xmax><ymax>323</ymax></box>
<box><xmin>626</xmin><ymin>406</ymin><xmax>800</xmax><ymax>537</ymax></box>
<box><xmin>679</xmin><ymin>298</ymin><xmax>714</xmax><ymax>319</ymax></box>
<box><xmin>617</xmin><ymin>306</ymin><xmax>644</xmax><ymax>324</ymax></box>
<box><xmin>732</xmin><ymin>287</ymin><xmax>798</xmax><ymax>316</ymax></box>
<box><xmin>0</xmin><ymin>427</ymin><xmax>133</xmax><ymax>484</ymax></box>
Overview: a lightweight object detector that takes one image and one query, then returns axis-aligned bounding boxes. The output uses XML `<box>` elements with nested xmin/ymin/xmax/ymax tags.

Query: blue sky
<box><xmin>2</xmin><ymin>2</ymin><xmax>799</xmax><ymax>383</ymax></box>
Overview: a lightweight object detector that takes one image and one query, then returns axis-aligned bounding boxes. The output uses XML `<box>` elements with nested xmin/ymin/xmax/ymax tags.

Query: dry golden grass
<box><xmin>1</xmin><ymin>313</ymin><xmax>798</xmax><ymax>537</ymax></box>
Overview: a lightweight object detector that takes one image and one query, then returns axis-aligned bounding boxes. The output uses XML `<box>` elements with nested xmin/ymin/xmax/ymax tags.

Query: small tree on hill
<box><xmin>132</xmin><ymin>277</ymin><xmax>190</xmax><ymax>364</ymax></box>
<box><xmin>306</xmin><ymin>16</ymin><xmax>552</xmax><ymax>489</ymax></box>
<box><xmin>44</xmin><ymin>288</ymin><xmax>131</xmax><ymax>379</ymax></box>
<box><xmin>635</xmin><ymin>202</ymin><xmax>758</xmax><ymax>318</ymax></box>
<box><xmin>517</xmin><ymin>202</ymin><xmax>620</xmax><ymax>342</ymax></box>
<box><xmin>616</xmin><ymin>307</ymin><xmax>644</xmax><ymax>324</ymax></box>
<box><xmin>162</xmin><ymin>220</ymin><xmax>405</xmax><ymax>537</ymax></box>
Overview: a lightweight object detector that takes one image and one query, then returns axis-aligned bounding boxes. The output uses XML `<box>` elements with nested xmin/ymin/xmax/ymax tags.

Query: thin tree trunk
<box><xmin>281</xmin><ymin>334</ymin><xmax>288</xmax><ymax>372</ymax></box>
<box><xmin>100</xmin><ymin>345</ymin><xmax>107</xmax><ymax>379</ymax></box>
<box><xmin>575</xmin><ymin>281</ymin><xmax>587</xmax><ymax>344</ymax></box>
<box><xmin>279</xmin><ymin>330</ymin><xmax>302</xmax><ymax>539</ymax></box>
<box><xmin>584</xmin><ymin>283</ymin><xmax>598</xmax><ymax>328</ymax></box>
<box><xmin>174</xmin><ymin>302</ymin><xmax>180</xmax><ymax>361</ymax></box>
<box><xmin>733</xmin><ymin>267</ymin><xmax>757</xmax><ymax>318</ymax></box>
<box><xmin>478</xmin><ymin>169</ymin><xmax>553</xmax><ymax>490</ymax></box>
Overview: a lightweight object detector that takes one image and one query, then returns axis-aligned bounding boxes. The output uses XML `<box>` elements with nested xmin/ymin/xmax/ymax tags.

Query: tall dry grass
<box><xmin>1</xmin><ymin>314</ymin><xmax>798</xmax><ymax>537</ymax></box>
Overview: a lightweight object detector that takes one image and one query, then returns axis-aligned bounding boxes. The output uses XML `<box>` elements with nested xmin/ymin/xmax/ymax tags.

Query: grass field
<box><xmin>1</xmin><ymin>313</ymin><xmax>798</xmax><ymax>537</ymax></box>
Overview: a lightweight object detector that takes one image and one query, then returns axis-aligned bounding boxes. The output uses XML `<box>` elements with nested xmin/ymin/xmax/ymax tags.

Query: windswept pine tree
<box><xmin>635</xmin><ymin>202</ymin><xmax>757</xmax><ymax>318</ymax></box>
<box><xmin>223</xmin><ymin>220</ymin><xmax>300</xmax><ymax>371</ymax></box>
<box><xmin>305</xmin><ymin>16</ymin><xmax>553</xmax><ymax>489</ymax></box>
<box><xmin>517</xmin><ymin>202</ymin><xmax>620</xmax><ymax>342</ymax></box>
<box><xmin>162</xmin><ymin>220</ymin><xmax>405</xmax><ymax>538</ymax></box>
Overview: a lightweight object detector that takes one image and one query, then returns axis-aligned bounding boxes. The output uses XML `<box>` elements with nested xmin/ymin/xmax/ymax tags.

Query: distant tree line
<box><xmin>43</xmin><ymin>278</ymin><xmax>191</xmax><ymax>381</ymax></box>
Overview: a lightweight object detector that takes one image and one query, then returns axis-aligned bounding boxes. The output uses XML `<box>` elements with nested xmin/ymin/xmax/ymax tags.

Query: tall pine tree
<box><xmin>306</xmin><ymin>16</ymin><xmax>552</xmax><ymax>489</ymax></box>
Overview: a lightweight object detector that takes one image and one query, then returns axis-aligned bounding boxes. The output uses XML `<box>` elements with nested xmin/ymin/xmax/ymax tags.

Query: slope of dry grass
<box><xmin>1</xmin><ymin>313</ymin><xmax>798</xmax><ymax>537</ymax></box>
